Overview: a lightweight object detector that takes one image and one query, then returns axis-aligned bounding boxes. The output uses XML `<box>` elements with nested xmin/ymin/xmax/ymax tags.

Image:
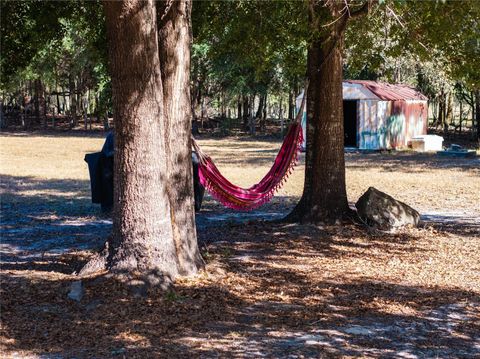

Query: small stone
<box><xmin>395</xmin><ymin>350</ymin><xmax>418</xmax><ymax>359</ymax></box>
<box><xmin>111</xmin><ymin>347</ymin><xmax>126</xmax><ymax>356</ymax></box>
<box><xmin>298</xmin><ymin>334</ymin><xmax>327</xmax><ymax>346</ymax></box>
<box><xmin>355</xmin><ymin>187</ymin><xmax>420</xmax><ymax>229</ymax></box>
<box><xmin>344</xmin><ymin>326</ymin><xmax>373</xmax><ymax>336</ymax></box>
<box><xmin>67</xmin><ymin>281</ymin><xmax>84</xmax><ymax>302</ymax></box>
<box><xmin>85</xmin><ymin>299</ymin><xmax>102</xmax><ymax>312</ymax></box>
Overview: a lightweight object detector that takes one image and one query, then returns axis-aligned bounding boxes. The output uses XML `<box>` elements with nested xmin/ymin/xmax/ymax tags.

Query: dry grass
<box><xmin>1</xmin><ymin>132</ymin><xmax>479</xmax><ymax>358</ymax></box>
<box><xmin>1</xmin><ymin>133</ymin><xmax>479</xmax><ymax>213</ymax></box>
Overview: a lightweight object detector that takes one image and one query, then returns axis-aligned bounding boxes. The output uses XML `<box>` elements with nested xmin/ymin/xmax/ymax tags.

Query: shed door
<box><xmin>343</xmin><ymin>100</ymin><xmax>357</xmax><ymax>147</ymax></box>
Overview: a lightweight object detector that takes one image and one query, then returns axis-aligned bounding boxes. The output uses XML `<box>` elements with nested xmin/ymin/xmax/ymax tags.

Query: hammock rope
<box><xmin>192</xmin><ymin>85</ymin><xmax>307</xmax><ymax>211</ymax></box>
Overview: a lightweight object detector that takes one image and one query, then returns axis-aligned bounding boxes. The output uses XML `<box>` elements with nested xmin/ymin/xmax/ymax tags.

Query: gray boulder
<box><xmin>355</xmin><ymin>187</ymin><xmax>420</xmax><ymax>229</ymax></box>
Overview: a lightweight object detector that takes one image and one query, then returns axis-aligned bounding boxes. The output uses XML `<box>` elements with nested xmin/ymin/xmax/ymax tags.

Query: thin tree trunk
<box><xmin>438</xmin><ymin>91</ymin><xmax>445</xmax><ymax>131</ymax></box>
<box><xmin>249</xmin><ymin>94</ymin><xmax>255</xmax><ymax>135</ymax></box>
<box><xmin>0</xmin><ymin>99</ymin><xmax>4</xmax><ymax>129</ymax></box>
<box><xmin>61</xmin><ymin>86</ymin><xmax>67</xmax><ymax>117</ymax></box>
<box><xmin>34</xmin><ymin>79</ymin><xmax>40</xmax><ymax>125</ymax></box>
<box><xmin>242</xmin><ymin>95</ymin><xmax>249</xmax><ymax>130</ymax></box>
<box><xmin>237</xmin><ymin>97</ymin><xmax>242</xmax><ymax>120</ymax></box>
<box><xmin>263</xmin><ymin>94</ymin><xmax>267</xmax><ymax>119</ymax></box>
<box><xmin>446</xmin><ymin>92</ymin><xmax>453</xmax><ymax>136</ymax></box>
<box><xmin>255</xmin><ymin>94</ymin><xmax>264</xmax><ymax>119</ymax></box>
<box><xmin>44</xmin><ymin>88</ymin><xmax>49</xmax><ymax>129</ymax></box>
<box><xmin>459</xmin><ymin>101</ymin><xmax>462</xmax><ymax>133</ymax></box>
<box><xmin>288</xmin><ymin>91</ymin><xmax>294</xmax><ymax>121</ymax></box>
<box><xmin>255</xmin><ymin>92</ymin><xmax>264</xmax><ymax>132</ymax></box>
<box><xmin>21</xmin><ymin>85</ymin><xmax>27</xmax><ymax>129</ymax></box>
<box><xmin>279</xmin><ymin>96</ymin><xmax>284</xmax><ymax>137</ymax></box>
<box><xmin>69</xmin><ymin>76</ymin><xmax>77</xmax><ymax>128</ymax></box>
<box><xmin>157</xmin><ymin>0</ymin><xmax>203</xmax><ymax>276</ymax></box>
<box><xmin>475</xmin><ymin>90</ymin><xmax>480</xmax><ymax>141</ymax></box>
<box><xmin>262</xmin><ymin>93</ymin><xmax>267</xmax><ymax>132</ymax></box>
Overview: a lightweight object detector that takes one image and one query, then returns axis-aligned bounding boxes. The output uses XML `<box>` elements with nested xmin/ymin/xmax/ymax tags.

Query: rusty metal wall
<box><xmin>357</xmin><ymin>100</ymin><xmax>428</xmax><ymax>150</ymax></box>
<box><xmin>392</xmin><ymin>100</ymin><xmax>428</xmax><ymax>148</ymax></box>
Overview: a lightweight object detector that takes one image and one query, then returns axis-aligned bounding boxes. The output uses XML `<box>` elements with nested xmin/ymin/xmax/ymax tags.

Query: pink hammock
<box><xmin>192</xmin><ymin>92</ymin><xmax>306</xmax><ymax>211</ymax></box>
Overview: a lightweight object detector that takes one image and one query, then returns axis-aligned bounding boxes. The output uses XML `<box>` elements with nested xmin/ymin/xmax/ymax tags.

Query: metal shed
<box><xmin>296</xmin><ymin>80</ymin><xmax>429</xmax><ymax>150</ymax></box>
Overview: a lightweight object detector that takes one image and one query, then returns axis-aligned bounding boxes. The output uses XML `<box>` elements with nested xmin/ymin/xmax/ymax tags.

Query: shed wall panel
<box><xmin>358</xmin><ymin>100</ymin><xmax>392</xmax><ymax>150</ymax></box>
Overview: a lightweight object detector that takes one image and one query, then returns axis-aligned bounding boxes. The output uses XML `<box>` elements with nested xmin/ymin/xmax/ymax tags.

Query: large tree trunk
<box><xmin>81</xmin><ymin>0</ymin><xmax>184</xmax><ymax>280</ymax></box>
<box><xmin>287</xmin><ymin>1</ymin><xmax>350</xmax><ymax>224</ymax></box>
<box><xmin>157</xmin><ymin>0</ymin><xmax>203</xmax><ymax>276</ymax></box>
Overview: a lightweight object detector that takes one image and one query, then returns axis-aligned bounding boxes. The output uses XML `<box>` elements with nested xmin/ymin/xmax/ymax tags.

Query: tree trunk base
<box><xmin>77</xmin><ymin>238</ymin><xmax>185</xmax><ymax>292</ymax></box>
<box><xmin>284</xmin><ymin>198</ymin><xmax>357</xmax><ymax>225</ymax></box>
<box><xmin>78</xmin><ymin>240</ymin><xmax>111</xmax><ymax>276</ymax></box>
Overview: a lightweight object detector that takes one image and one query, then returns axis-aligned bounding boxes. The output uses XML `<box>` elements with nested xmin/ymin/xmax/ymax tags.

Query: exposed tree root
<box><xmin>77</xmin><ymin>239</ymin><xmax>111</xmax><ymax>276</ymax></box>
<box><xmin>284</xmin><ymin>198</ymin><xmax>359</xmax><ymax>225</ymax></box>
<box><xmin>77</xmin><ymin>238</ymin><xmax>176</xmax><ymax>294</ymax></box>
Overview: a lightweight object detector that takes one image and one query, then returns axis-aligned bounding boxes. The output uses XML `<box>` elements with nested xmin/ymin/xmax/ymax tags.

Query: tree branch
<box><xmin>337</xmin><ymin>0</ymin><xmax>377</xmax><ymax>35</ymax></box>
<box><xmin>350</xmin><ymin>0</ymin><xmax>377</xmax><ymax>19</ymax></box>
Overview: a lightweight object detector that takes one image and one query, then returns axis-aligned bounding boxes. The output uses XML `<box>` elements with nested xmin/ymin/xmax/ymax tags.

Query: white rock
<box><xmin>68</xmin><ymin>281</ymin><xmax>84</xmax><ymax>302</ymax></box>
<box><xmin>344</xmin><ymin>326</ymin><xmax>372</xmax><ymax>336</ymax></box>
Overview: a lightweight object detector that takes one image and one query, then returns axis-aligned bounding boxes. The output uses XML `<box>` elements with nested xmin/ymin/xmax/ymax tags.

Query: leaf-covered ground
<box><xmin>1</xmin><ymin>132</ymin><xmax>479</xmax><ymax>358</ymax></box>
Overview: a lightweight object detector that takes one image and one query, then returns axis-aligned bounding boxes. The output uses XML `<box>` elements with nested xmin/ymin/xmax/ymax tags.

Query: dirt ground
<box><xmin>1</xmin><ymin>132</ymin><xmax>479</xmax><ymax>358</ymax></box>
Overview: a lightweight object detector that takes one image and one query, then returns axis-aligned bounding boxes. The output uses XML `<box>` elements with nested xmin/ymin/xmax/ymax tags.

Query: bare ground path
<box><xmin>1</xmin><ymin>134</ymin><xmax>479</xmax><ymax>358</ymax></box>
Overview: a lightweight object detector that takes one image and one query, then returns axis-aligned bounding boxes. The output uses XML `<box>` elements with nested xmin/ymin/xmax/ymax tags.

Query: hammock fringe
<box><xmin>194</xmin><ymin>123</ymin><xmax>303</xmax><ymax>211</ymax></box>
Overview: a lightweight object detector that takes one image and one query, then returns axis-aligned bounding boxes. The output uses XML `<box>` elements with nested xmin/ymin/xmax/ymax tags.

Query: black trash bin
<box><xmin>192</xmin><ymin>152</ymin><xmax>205</xmax><ymax>212</ymax></box>
<box><xmin>84</xmin><ymin>132</ymin><xmax>114</xmax><ymax>213</ymax></box>
<box><xmin>85</xmin><ymin>132</ymin><xmax>204</xmax><ymax>212</ymax></box>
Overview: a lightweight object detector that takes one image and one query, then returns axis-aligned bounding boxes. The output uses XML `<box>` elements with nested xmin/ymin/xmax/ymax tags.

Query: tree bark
<box><xmin>288</xmin><ymin>91</ymin><xmax>294</xmax><ymax>121</ymax></box>
<box><xmin>157</xmin><ymin>0</ymin><xmax>203</xmax><ymax>276</ymax></box>
<box><xmin>69</xmin><ymin>76</ymin><xmax>78</xmax><ymax>128</ymax></box>
<box><xmin>286</xmin><ymin>0</ymin><xmax>350</xmax><ymax>224</ymax></box>
<box><xmin>81</xmin><ymin>0</ymin><xmax>187</xmax><ymax>280</ymax></box>
<box><xmin>242</xmin><ymin>95</ymin><xmax>249</xmax><ymax>130</ymax></box>
<box><xmin>44</xmin><ymin>88</ymin><xmax>49</xmax><ymax>129</ymax></box>
<box><xmin>249</xmin><ymin>94</ymin><xmax>256</xmax><ymax>135</ymax></box>
<box><xmin>263</xmin><ymin>94</ymin><xmax>267</xmax><ymax>119</ymax></box>
<box><xmin>237</xmin><ymin>97</ymin><xmax>242</xmax><ymax>120</ymax></box>
<box><xmin>446</xmin><ymin>92</ymin><xmax>453</xmax><ymax>136</ymax></box>
<box><xmin>279</xmin><ymin>96</ymin><xmax>284</xmax><ymax>137</ymax></box>
<box><xmin>262</xmin><ymin>93</ymin><xmax>267</xmax><ymax>132</ymax></box>
<box><xmin>459</xmin><ymin>101</ymin><xmax>462</xmax><ymax>133</ymax></box>
<box><xmin>255</xmin><ymin>94</ymin><xmax>264</xmax><ymax>120</ymax></box>
<box><xmin>33</xmin><ymin>79</ymin><xmax>41</xmax><ymax>125</ymax></box>
<box><xmin>475</xmin><ymin>90</ymin><xmax>480</xmax><ymax>141</ymax></box>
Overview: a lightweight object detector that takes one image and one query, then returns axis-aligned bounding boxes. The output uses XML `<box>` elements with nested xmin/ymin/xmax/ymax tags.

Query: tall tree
<box><xmin>157</xmin><ymin>0</ymin><xmax>204</xmax><ymax>275</ymax></box>
<box><xmin>81</xmin><ymin>0</ymin><xmax>202</xmax><ymax>280</ymax></box>
<box><xmin>287</xmin><ymin>0</ymin><xmax>373</xmax><ymax>224</ymax></box>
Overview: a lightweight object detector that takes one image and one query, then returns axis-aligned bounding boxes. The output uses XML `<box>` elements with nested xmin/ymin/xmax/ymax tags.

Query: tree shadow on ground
<box><xmin>1</xmin><ymin>175</ymin><xmax>479</xmax><ymax>357</ymax></box>
<box><xmin>1</xmin><ymin>249</ymin><xmax>478</xmax><ymax>358</ymax></box>
<box><xmin>0</xmin><ymin>174</ymin><xmax>108</xmax><ymax>265</ymax></box>
<box><xmin>421</xmin><ymin>213</ymin><xmax>480</xmax><ymax>237</ymax></box>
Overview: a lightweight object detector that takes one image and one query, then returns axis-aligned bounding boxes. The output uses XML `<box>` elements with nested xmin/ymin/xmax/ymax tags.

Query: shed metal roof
<box><xmin>344</xmin><ymin>80</ymin><xmax>428</xmax><ymax>101</ymax></box>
